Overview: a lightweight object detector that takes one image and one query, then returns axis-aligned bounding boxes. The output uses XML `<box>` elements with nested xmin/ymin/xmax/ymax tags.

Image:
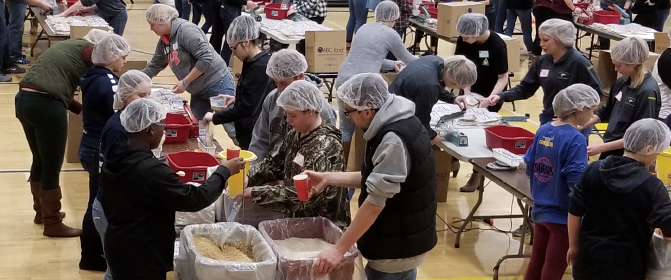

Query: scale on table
<box><xmin>411</xmin><ymin>0</ymin><xmax>432</xmax><ymax>23</ymax></box>
<box><xmin>486</xmin><ymin>148</ymin><xmax>522</xmax><ymax>171</ymax></box>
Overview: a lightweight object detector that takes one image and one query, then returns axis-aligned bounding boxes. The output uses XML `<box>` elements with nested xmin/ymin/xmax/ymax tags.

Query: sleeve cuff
<box><xmin>365</xmin><ymin>192</ymin><xmax>388</xmax><ymax>208</ymax></box>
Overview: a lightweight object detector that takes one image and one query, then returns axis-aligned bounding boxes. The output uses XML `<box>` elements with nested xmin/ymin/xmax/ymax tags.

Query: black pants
<box><xmin>273</xmin><ymin>16</ymin><xmax>326</xmax><ymax>54</ymax></box>
<box><xmin>633</xmin><ymin>10</ymin><xmax>658</xmax><ymax>30</ymax></box>
<box><xmin>532</xmin><ymin>7</ymin><xmax>573</xmax><ymax>56</ymax></box>
<box><xmin>209</xmin><ymin>0</ymin><xmax>225</xmax><ymax>55</ymax></box>
<box><xmin>79</xmin><ymin>147</ymin><xmax>105</xmax><ymax>263</ymax></box>
<box><xmin>413</xmin><ymin>30</ymin><xmax>438</xmax><ymax>53</ymax></box>
<box><xmin>220</xmin><ymin>5</ymin><xmax>242</xmax><ymax>65</ymax></box>
<box><xmin>15</xmin><ymin>90</ymin><xmax>67</xmax><ymax>190</ymax></box>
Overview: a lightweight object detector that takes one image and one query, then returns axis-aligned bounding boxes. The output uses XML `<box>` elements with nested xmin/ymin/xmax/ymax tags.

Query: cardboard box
<box><xmin>305</xmin><ymin>30</ymin><xmax>347</xmax><ymax>73</ymax></box>
<box><xmin>69</xmin><ymin>25</ymin><xmax>108</xmax><ymax>39</ymax></box>
<box><xmin>437</xmin><ymin>2</ymin><xmax>485</xmax><ymax>38</ymax></box>
<box><xmin>496</xmin><ymin>33</ymin><xmax>521</xmax><ymax>73</ymax></box>
<box><xmin>597</xmin><ymin>50</ymin><xmax>660</xmax><ymax>91</ymax></box>
<box><xmin>346</xmin><ymin>128</ymin><xmax>366</xmax><ymax>172</ymax></box>
<box><xmin>655</xmin><ymin>32</ymin><xmax>670</xmax><ymax>54</ymax></box>
<box><xmin>229</xmin><ymin>54</ymin><xmax>244</xmax><ymax>86</ymax></box>
<box><xmin>433</xmin><ymin>147</ymin><xmax>450</xmax><ymax>202</ymax></box>
<box><xmin>113</xmin><ymin>60</ymin><xmax>148</xmax><ymax>77</ymax></box>
<box><xmin>66</xmin><ymin>93</ymin><xmax>83</xmax><ymax>163</ymax></box>
<box><xmin>382</xmin><ymin>73</ymin><xmax>398</xmax><ymax>85</ymax></box>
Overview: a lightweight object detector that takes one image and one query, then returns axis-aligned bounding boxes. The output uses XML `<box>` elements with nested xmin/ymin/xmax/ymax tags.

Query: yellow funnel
<box><xmin>657</xmin><ymin>147</ymin><xmax>671</xmax><ymax>185</ymax></box>
<box><xmin>219</xmin><ymin>150</ymin><xmax>257</xmax><ymax>197</ymax></box>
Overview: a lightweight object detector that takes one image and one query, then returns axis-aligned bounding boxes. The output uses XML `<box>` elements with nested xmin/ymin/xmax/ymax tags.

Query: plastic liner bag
<box><xmin>175</xmin><ymin>184</ymin><xmax>217</xmax><ymax>227</ymax></box>
<box><xmin>218</xmin><ymin>187</ymin><xmax>286</xmax><ymax>227</ymax></box>
<box><xmin>175</xmin><ymin>222</ymin><xmax>278</xmax><ymax>280</ymax></box>
<box><xmin>258</xmin><ymin>217</ymin><xmax>364</xmax><ymax>280</ymax></box>
<box><xmin>648</xmin><ymin>231</ymin><xmax>671</xmax><ymax>279</ymax></box>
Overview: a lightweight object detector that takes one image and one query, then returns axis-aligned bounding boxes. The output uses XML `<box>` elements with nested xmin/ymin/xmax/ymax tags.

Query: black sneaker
<box><xmin>3</xmin><ymin>65</ymin><xmax>26</xmax><ymax>74</ymax></box>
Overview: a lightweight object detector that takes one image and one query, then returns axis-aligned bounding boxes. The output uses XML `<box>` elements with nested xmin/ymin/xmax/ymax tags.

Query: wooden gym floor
<box><xmin>0</xmin><ymin>1</ymin><xmax>612</xmax><ymax>279</ymax></box>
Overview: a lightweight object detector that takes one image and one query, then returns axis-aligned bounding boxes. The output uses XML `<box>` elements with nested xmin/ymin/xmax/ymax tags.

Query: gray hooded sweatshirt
<box><xmin>361</xmin><ymin>94</ymin><xmax>427</xmax><ymax>273</ymax></box>
<box><xmin>248</xmin><ymin>75</ymin><xmax>337</xmax><ymax>164</ymax></box>
<box><xmin>142</xmin><ymin>18</ymin><xmax>230</xmax><ymax>95</ymax></box>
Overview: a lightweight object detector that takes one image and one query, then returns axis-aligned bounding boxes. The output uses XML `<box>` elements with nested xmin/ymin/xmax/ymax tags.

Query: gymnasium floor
<box><xmin>0</xmin><ymin>2</ymin><xmax>595</xmax><ymax>279</ymax></box>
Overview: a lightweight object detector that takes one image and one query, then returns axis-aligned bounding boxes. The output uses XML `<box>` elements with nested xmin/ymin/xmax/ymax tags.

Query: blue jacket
<box><xmin>98</xmin><ymin>111</ymin><xmax>127</xmax><ymax>201</ymax></box>
<box><xmin>524</xmin><ymin>123</ymin><xmax>588</xmax><ymax>225</ymax></box>
<box><xmin>80</xmin><ymin>67</ymin><xmax>118</xmax><ymax>150</ymax></box>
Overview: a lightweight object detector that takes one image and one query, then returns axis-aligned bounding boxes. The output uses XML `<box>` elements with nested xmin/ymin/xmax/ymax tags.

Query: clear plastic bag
<box><xmin>258</xmin><ymin>217</ymin><xmax>363</xmax><ymax>280</ymax></box>
<box><xmin>648</xmin><ymin>232</ymin><xmax>671</xmax><ymax>279</ymax></box>
<box><xmin>175</xmin><ymin>223</ymin><xmax>277</xmax><ymax>280</ymax></box>
<box><xmin>218</xmin><ymin>188</ymin><xmax>286</xmax><ymax>227</ymax></box>
<box><xmin>175</xmin><ymin>182</ymin><xmax>217</xmax><ymax>226</ymax></box>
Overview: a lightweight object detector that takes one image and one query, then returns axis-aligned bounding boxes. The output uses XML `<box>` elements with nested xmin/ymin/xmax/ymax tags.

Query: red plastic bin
<box><xmin>67</xmin><ymin>0</ymin><xmax>78</xmax><ymax>7</ymax></box>
<box><xmin>167</xmin><ymin>151</ymin><xmax>220</xmax><ymax>183</ymax></box>
<box><xmin>164</xmin><ymin>113</ymin><xmax>192</xmax><ymax>144</ymax></box>
<box><xmin>484</xmin><ymin>125</ymin><xmax>535</xmax><ymax>154</ymax></box>
<box><xmin>265</xmin><ymin>3</ymin><xmax>291</xmax><ymax>20</ymax></box>
<box><xmin>593</xmin><ymin>10</ymin><xmax>620</xmax><ymax>24</ymax></box>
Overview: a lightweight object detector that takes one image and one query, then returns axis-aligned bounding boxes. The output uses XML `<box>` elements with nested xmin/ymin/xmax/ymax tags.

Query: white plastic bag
<box><xmin>175</xmin><ymin>182</ymin><xmax>217</xmax><ymax>226</ymax></box>
<box><xmin>219</xmin><ymin>188</ymin><xmax>285</xmax><ymax>227</ymax></box>
<box><xmin>648</xmin><ymin>232</ymin><xmax>671</xmax><ymax>279</ymax></box>
<box><xmin>175</xmin><ymin>223</ymin><xmax>277</xmax><ymax>280</ymax></box>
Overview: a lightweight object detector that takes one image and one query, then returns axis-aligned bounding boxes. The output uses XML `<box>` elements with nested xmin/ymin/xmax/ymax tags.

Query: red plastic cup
<box><xmin>293</xmin><ymin>174</ymin><xmax>309</xmax><ymax>201</ymax></box>
<box><xmin>226</xmin><ymin>147</ymin><xmax>240</xmax><ymax>160</ymax></box>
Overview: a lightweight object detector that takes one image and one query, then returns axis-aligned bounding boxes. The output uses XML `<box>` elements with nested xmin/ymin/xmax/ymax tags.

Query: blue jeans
<box><xmin>657</xmin><ymin>8</ymin><xmax>670</xmax><ymax>32</ymax></box>
<box><xmin>180</xmin><ymin>0</ymin><xmax>191</xmax><ymax>20</ymax></box>
<box><xmin>494</xmin><ymin>0</ymin><xmax>507</xmax><ymax>33</ymax></box>
<box><xmin>365</xmin><ymin>266</ymin><xmax>417</xmax><ymax>280</ymax></box>
<box><xmin>104</xmin><ymin>9</ymin><xmax>128</xmax><ymax>36</ymax></box>
<box><xmin>539</xmin><ymin>113</ymin><xmax>592</xmax><ymax>140</ymax></box>
<box><xmin>366</xmin><ymin>0</ymin><xmax>381</xmax><ymax>11</ymax></box>
<box><xmin>0</xmin><ymin>0</ymin><xmax>11</xmax><ymax>68</ymax></box>
<box><xmin>346</xmin><ymin>0</ymin><xmax>368</xmax><ymax>42</ymax></box>
<box><xmin>338</xmin><ymin>97</ymin><xmax>356</xmax><ymax>143</ymax></box>
<box><xmin>78</xmin><ymin>147</ymin><xmax>106</xmax><ymax>274</ymax></box>
<box><xmin>191</xmin><ymin>73</ymin><xmax>236</xmax><ymax>138</ymax></box>
<box><xmin>92</xmin><ymin>198</ymin><xmax>112</xmax><ymax>280</ymax></box>
<box><xmin>6</xmin><ymin>0</ymin><xmax>26</xmax><ymax>62</ymax></box>
<box><xmin>505</xmin><ymin>9</ymin><xmax>533</xmax><ymax>51</ymax></box>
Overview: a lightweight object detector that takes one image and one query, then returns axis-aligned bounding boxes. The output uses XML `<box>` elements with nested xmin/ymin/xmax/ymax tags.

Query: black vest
<box><xmin>358</xmin><ymin>116</ymin><xmax>438</xmax><ymax>260</ymax></box>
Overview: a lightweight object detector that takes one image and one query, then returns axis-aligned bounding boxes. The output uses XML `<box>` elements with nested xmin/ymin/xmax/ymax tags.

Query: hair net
<box><xmin>92</xmin><ymin>34</ymin><xmax>130</xmax><ymax>66</ymax></box>
<box><xmin>374</xmin><ymin>1</ymin><xmax>400</xmax><ymax>22</ymax></box>
<box><xmin>443</xmin><ymin>55</ymin><xmax>477</xmax><ymax>86</ymax></box>
<box><xmin>456</xmin><ymin>13</ymin><xmax>489</xmax><ymax>37</ymax></box>
<box><xmin>276</xmin><ymin>80</ymin><xmax>325</xmax><ymax>112</ymax></box>
<box><xmin>337</xmin><ymin>73</ymin><xmax>390</xmax><ymax>110</ymax></box>
<box><xmin>611</xmin><ymin>37</ymin><xmax>649</xmax><ymax>65</ymax></box>
<box><xmin>82</xmin><ymin>29</ymin><xmax>110</xmax><ymax>44</ymax></box>
<box><xmin>538</xmin><ymin>18</ymin><xmax>576</xmax><ymax>48</ymax></box>
<box><xmin>120</xmin><ymin>99</ymin><xmax>167</xmax><ymax>133</ymax></box>
<box><xmin>227</xmin><ymin>15</ymin><xmax>260</xmax><ymax>45</ymax></box>
<box><xmin>113</xmin><ymin>70</ymin><xmax>153</xmax><ymax>110</ymax></box>
<box><xmin>623</xmin><ymin>118</ymin><xmax>671</xmax><ymax>155</ymax></box>
<box><xmin>552</xmin><ymin>84</ymin><xmax>600</xmax><ymax>118</ymax></box>
<box><xmin>266</xmin><ymin>49</ymin><xmax>308</xmax><ymax>80</ymax></box>
<box><xmin>145</xmin><ymin>4</ymin><xmax>179</xmax><ymax>24</ymax></box>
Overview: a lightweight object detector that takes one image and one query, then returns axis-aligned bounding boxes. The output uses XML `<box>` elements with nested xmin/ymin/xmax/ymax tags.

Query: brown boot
<box><xmin>40</xmin><ymin>187</ymin><xmax>82</xmax><ymax>237</ymax></box>
<box><xmin>30</xmin><ymin>181</ymin><xmax>66</xmax><ymax>224</ymax></box>
<box><xmin>460</xmin><ymin>173</ymin><xmax>483</xmax><ymax>193</ymax></box>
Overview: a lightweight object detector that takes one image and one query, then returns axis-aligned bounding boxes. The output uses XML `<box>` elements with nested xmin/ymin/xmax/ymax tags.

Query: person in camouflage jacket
<box><xmin>239</xmin><ymin>80</ymin><xmax>351</xmax><ymax>229</ymax></box>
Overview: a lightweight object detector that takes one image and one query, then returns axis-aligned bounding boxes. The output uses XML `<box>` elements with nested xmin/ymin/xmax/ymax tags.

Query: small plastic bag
<box><xmin>648</xmin><ymin>231</ymin><xmax>671</xmax><ymax>279</ymax></box>
<box><xmin>175</xmin><ymin>182</ymin><xmax>217</xmax><ymax>226</ymax></box>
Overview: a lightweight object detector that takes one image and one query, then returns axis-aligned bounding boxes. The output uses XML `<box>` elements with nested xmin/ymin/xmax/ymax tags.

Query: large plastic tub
<box><xmin>265</xmin><ymin>3</ymin><xmax>291</xmax><ymax>20</ymax></box>
<box><xmin>656</xmin><ymin>147</ymin><xmax>671</xmax><ymax>185</ymax></box>
<box><xmin>167</xmin><ymin>151</ymin><xmax>220</xmax><ymax>183</ymax></box>
<box><xmin>165</xmin><ymin>113</ymin><xmax>192</xmax><ymax>144</ymax></box>
<box><xmin>258</xmin><ymin>217</ymin><xmax>361</xmax><ymax>280</ymax></box>
<box><xmin>484</xmin><ymin>125</ymin><xmax>535</xmax><ymax>154</ymax></box>
<box><xmin>175</xmin><ymin>223</ymin><xmax>277</xmax><ymax>280</ymax></box>
<box><xmin>593</xmin><ymin>10</ymin><xmax>621</xmax><ymax>24</ymax></box>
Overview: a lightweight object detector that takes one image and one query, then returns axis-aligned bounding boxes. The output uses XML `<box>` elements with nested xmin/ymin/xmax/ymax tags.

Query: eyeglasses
<box><xmin>343</xmin><ymin>108</ymin><xmax>360</xmax><ymax>117</ymax></box>
<box><xmin>230</xmin><ymin>42</ymin><xmax>241</xmax><ymax>51</ymax></box>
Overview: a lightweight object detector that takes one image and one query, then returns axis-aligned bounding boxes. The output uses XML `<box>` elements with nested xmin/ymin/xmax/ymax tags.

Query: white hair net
<box><xmin>120</xmin><ymin>99</ymin><xmax>167</xmax><ymax>133</ymax></box>
<box><xmin>145</xmin><ymin>4</ymin><xmax>179</xmax><ymax>24</ymax></box>
<box><xmin>538</xmin><ymin>18</ymin><xmax>576</xmax><ymax>48</ymax></box>
<box><xmin>227</xmin><ymin>15</ymin><xmax>259</xmax><ymax>45</ymax></box>
<box><xmin>611</xmin><ymin>37</ymin><xmax>649</xmax><ymax>65</ymax></box>
<box><xmin>443</xmin><ymin>55</ymin><xmax>477</xmax><ymax>86</ymax></box>
<box><xmin>456</xmin><ymin>13</ymin><xmax>489</xmax><ymax>37</ymax></box>
<box><xmin>266</xmin><ymin>49</ymin><xmax>308</xmax><ymax>80</ymax></box>
<box><xmin>552</xmin><ymin>84</ymin><xmax>600</xmax><ymax>118</ymax></box>
<box><xmin>623</xmin><ymin>118</ymin><xmax>671</xmax><ymax>155</ymax></box>
<box><xmin>113</xmin><ymin>70</ymin><xmax>153</xmax><ymax>110</ymax></box>
<box><xmin>276</xmin><ymin>80</ymin><xmax>325</xmax><ymax>112</ymax></box>
<box><xmin>92</xmin><ymin>34</ymin><xmax>130</xmax><ymax>66</ymax></box>
<box><xmin>374</xmin><ymin>1</ymin><xmax>400</xmax><ymax>22</ymax></box>
<box><xmin>82</xmin><ymin>29</ymin><xmax>110</xmax><ymax>44</ymax></box>
<box><xmin>337</xmin><ymin>73</ymin><xmax>390</xmax><ymax>110</ymax></box>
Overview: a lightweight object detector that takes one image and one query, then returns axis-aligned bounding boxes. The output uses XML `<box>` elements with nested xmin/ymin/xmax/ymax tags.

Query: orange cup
<box><xmin>226</xmin><ymin>148</ymin><xmax>240</xmax><ymax>160</ymax></box>
<box><xmin>293</xmin><ymin>174</ymin><xmax>309</xmax><ymax>201</ymax></box>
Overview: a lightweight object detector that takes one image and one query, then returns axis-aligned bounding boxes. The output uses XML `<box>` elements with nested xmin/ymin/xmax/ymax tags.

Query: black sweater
<box><xmin>100</xmin><ymin>142</ymin><xmax>231</xmax><ymax>280</ymax></box>
<box><xmin>569</xmin><ymin>156</ymin><xmax>671</xmax><ymax>280</ymax></box>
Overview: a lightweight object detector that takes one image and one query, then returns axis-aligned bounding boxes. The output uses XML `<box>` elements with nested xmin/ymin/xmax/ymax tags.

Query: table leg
<box><xmin>454</xmin><ymin>178</ymin><xmax>484</xmax><ymax>248</ymax></box>
<box><xmin>30</xmin><ymin>29</ymin><xmax>45</xmax><ymax>57</ymax></box>
<box><xmin>492</xmin><ymin>202</ymin><xmax>532</xmax><ymax>280</ymax></box>
<box><xmin>588</xmin><ymin>33</ymin><xmax>595</xmax><ymax>60</ymax></box>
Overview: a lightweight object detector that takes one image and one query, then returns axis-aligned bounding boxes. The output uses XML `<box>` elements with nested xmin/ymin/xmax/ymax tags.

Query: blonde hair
<box><xmin>630</xmin><ymin>65</ymin><xmax>647</xmax><ymax>89</ymax></box>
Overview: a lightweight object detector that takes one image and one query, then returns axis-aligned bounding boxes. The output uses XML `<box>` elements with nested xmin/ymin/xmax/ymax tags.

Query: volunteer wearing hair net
<box><xmin>236</xmin><ymin>80</ymin><xmax>350</xmax><ymax>229</ymax></box>
<box><xmin>581</xmin><ymin>37</ymin><xmax>661</xmax><ymax>159</ymax></box>
<box><xmin>567</xmin><ymin>118</ymin><xmax>671</xmax><ymax>280</ymax></box>
<box><xmin>389</xmin><ymin>55</ymin><xmax>474</xmax><ymax>145</ymax></box>
<box><xmin>92</xmin><ymin>70</ymin><xmax>153</xmax><ymax>280</ymax></box>
<box><xmin>142</xmin><ymin>4</ymin><xmax>236</xmax><ymax>139</ymax></box>
<box><xmin>82</xmin><ymin>29</ymin><xmax>111</xmax><ymax>44</ymax></box>
<box><xmin>14</xmin><ymin>28</ymin><xmax>108</xmax><ymax>238</ymax></box>
<box><xmin>522</xmin><ymin>84</ymin><xmax>600</xmax><ymax>280</ymax></box>
<box><xmin>484</xmin><ymin>19</ymin><xmax>603</xmax><ymax>139</ymax></box>
<box><xmin>56</xmin><ymin>0</ymin><xmax>128</xmax><ymax>35</ymax></box>
<box><xmin>203</xmin><ymin>15</ymin><xmax>275</xmax><ymax>150</ymax></box>
<box><xmin>336</xmin><ymin>0</ymin><xmax>417</xmax><ymax>162</ymax></box>
<box><xmin>100</xmin><ymin>98</ymin><xmax>244</xmax><ymax>280</ymax></box>
<box><xmin>76</xmin><ymin>33</ymin><xmax>130</xmax><ymax>273</ymax></box>
<box><xmin>306</xmin><ymin>73</ymin><xmax>436</xmax><ymax>279</ymax></box>
<box><xmin>249</xmin><ymin>49</ymin><xmax>337</xmax><ymax>164</ymax></box>
<box><xmin>652</xmin><ymin>30</ymin><xmax>671</xmax><ymax>120</ymax></box>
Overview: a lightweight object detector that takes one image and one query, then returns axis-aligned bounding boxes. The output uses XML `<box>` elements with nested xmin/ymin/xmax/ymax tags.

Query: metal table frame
<box><xmin>574</xmin><ymin>22</ymin><xmax>655</xmax><ymax>59</ymax></box>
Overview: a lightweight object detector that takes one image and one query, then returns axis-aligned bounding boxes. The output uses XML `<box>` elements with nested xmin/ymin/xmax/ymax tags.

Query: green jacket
<box><xmin>20</xmin><ymin>39</ymin><xmax>93</xmax><ymax>108</ymax></box>
<box><xmin>247</xmin><ymin>124</ymin><xmax>351</xmax><ymax>230</ymax></box>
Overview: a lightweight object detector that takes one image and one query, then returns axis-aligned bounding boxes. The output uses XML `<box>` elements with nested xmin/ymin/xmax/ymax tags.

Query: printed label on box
<box><xmin>167</xmin><ymin>129</ymin><xmax>178</xmax><ymax>138</ymax></box>
<box><xmin>515</xmin><ymin>141</ymin><xmax>527</xmax><ymax>149</ymax></box>
<box><xmin>192</xmin><ymin>171</ymin><xmax>205</xmax><ymax>182</ymax></box>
